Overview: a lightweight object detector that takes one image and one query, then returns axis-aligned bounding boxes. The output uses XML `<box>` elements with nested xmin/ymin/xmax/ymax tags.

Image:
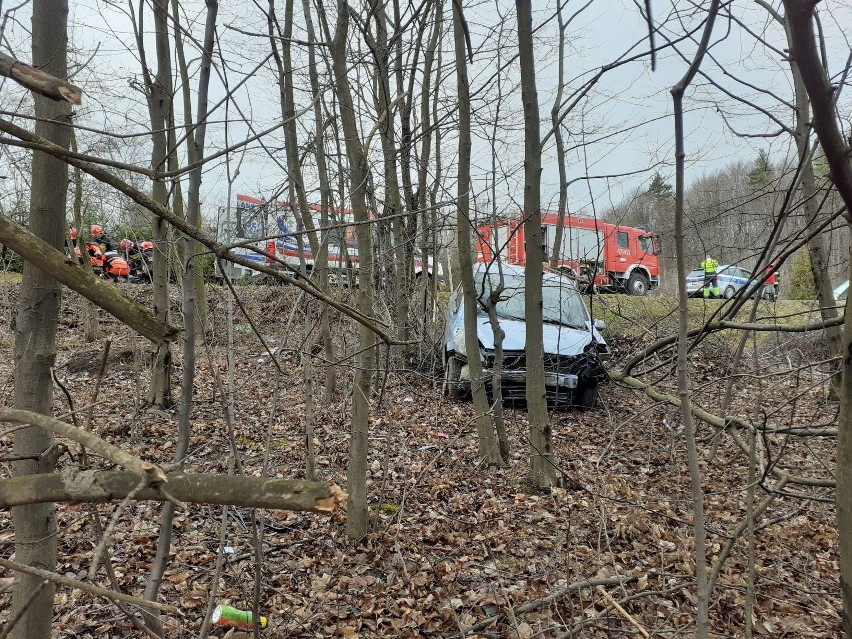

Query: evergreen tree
<box><xmin>747</xmin><ymin>149</ymin><xmax>773</xmax><ymax>187</ymax></box>
<box><xmin>648</xmin><ymin>172</ymin><xmax>674</xmax><ymax>201</ymax></box>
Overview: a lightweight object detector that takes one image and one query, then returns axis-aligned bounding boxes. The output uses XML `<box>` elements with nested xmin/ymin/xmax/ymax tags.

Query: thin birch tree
<box><xmin>452</xmin><ymin>0</ymin><xmax>502</xmax><ymax>467</ymax></box>
<box><xmin>331</xmin><ymin>0</ymin><xmax>377</xmax><ymax>538</ymax></box>
<box><xmin>516</xmin><ymin>0</ymin><xmax>556</xmax><ymax>488</ymax></box>
<box><xmin>136</xmin><ymin>0</ymin><xmax>174</xmax><ymax>408</ymax></box>
<box><xmin>670</xmin><ymin>2</ymin><xmax>721</xmax><ymax>636</ymax></box>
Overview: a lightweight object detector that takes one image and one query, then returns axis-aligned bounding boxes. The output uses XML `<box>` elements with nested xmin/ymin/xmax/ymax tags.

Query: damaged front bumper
<box><xmin>457</xmin><ymin>350</ymin><xmax>608</xmax><ymax>406</ymax></box>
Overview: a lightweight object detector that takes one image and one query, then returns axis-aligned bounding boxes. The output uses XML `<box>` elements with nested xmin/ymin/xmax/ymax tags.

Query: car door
<box><xmin>736</xmin><ymin>268</ymin><xmax>752</xmax><ymax>292</ymax></box>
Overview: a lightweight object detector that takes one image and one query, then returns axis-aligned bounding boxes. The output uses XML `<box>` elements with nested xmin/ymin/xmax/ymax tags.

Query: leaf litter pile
<box><xmin>0</xmin><ymin>282</ymin><xmax>840</xmax><ymax>637</ymax></box>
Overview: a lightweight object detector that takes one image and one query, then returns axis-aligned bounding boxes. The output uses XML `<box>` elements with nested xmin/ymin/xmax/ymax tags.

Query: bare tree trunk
<box><xmin>779</xmin><ymin>2</ymin><xmax>852</xmax><ymax>632</ymax></box>
<box><xmin>69</xmin><ymin>130</ymin><xmax>99</xmax><ymax>342</ymax></box>
<box><xmin>549</xmin><ymin>4</ymin><xmax>568</xmax><ymax>272</ymax></box>
<box><xmin>138</xmin><ymin>0</ymin><xmax>174</xmax><ymax>408</ymax></box>
<box><xmin>670</xmin><ymin>2</ymin><xmax>720</xmax><ymax>635</ymax></box>
<box><xmin>171</xmin><ymin>0</ymin><xmax>207</xmax><ymax>338</ymax></box>
<box><xmin>397</xmin><ymin>2</ymin><xmax>425</xmax><ymax>361</ymax></box>
<box><xmin>301</xmin><ymin>0</ymin><xmax>336</xmax><ymax>400</ymax></box>
<box><xmin>365</xmin><ymin>2</ymin><xmax>409</xmax><ymax>358</ymax></box>
<box><xmin>452</xmin><ymin>0</ymin><xmax>501</xmax><ymax>467</ymax></box>
<box><xmin>487</xmin><ymin>31</ymin><xmax>508</xmax><ymax>464</ymax></box>
<box><xmin>486</xmin><ymin>282</ymin><xmax>509</xmax><ymax>462</ymax></box>
<box><xmin>416</xmin><ymin>3</ymin><xmax>441</xmax><ymax>365</ymax></box>
<box><xmin>143</xmin><ymin>4</ymin><xmax>217</xmax><ymax>632</ymax></box>
<box><xmin>331</xmin><ymin>0</ymin><xmax>376</xmax><ymax>539</ymax></box>
<box><xmin>430</xmin><ymin>22</ymin><xmax>445</xmax><ymax>293</ymax></box>
<box><xmin>516</xmin><ymin>0</ymin><xmax>554</xmax><ymax>488</ymax></box>
<box><xmin>10</xmin><ymin>3</ymin><xmax>70</xmax><ymax>637</ymax></box>
<box><xmin>269</xmin><ymin>0</ymin><xmax>326</xmax><ymax>475</ymax></box>
<box><xmin>777</xmin><ymin>9</ymin><xmax>842</xmax><ymax>357</ymax></box>
<box><xmin>269</xmin><ymin>0</ymin><xmax>320</xmax><ymax>258</ymax></box>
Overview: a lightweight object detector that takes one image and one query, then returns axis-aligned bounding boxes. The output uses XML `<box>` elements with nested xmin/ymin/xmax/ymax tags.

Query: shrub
<box><xmin>1</xmin><ymin>248</ymin><xmax>22</xmax><ymax>273</ymax></box>
<box><xmin>789</xmin><ymin>250</ymin><xmax>816</xmax><ymax>300</ymax></box>
<box><xmin>197</xmin><ymin>252</ymin><xmax>216</xmax><ymax>278</ymax></box>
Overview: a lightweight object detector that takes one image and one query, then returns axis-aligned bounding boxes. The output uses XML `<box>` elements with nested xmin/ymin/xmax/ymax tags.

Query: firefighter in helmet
<box><xmin>700</xmin><ymin>255</ymin><xmax>720</xmax><ymax>299</ymax></box>
<box><xmin>91</xmin><ymin>224</ymin><xmax>115</xmax><ymax>252</ymax></box>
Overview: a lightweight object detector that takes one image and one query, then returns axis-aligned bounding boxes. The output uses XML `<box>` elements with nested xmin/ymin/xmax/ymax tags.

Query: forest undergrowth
<box><xmin>0</xmin><ymin>282</ymin><xmax>840</xmax><ymax>638</ymax></box>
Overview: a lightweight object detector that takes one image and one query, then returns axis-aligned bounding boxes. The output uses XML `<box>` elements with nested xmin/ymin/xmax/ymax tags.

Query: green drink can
<box><xmin>212</xmin><ymin>604</ymin><xmax>268</xmax><ymax>629</ymax></box>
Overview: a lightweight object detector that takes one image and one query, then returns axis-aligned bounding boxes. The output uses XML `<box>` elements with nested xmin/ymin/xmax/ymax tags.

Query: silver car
<box><xmin>685</xmin><ymin>265</ymin><xmax>769</xmax><ymax>299</ymax></box>
<box><xmin>443</xmin><ymin>264</ymin><xmax>609</xmax><ymax>410</ymax></box>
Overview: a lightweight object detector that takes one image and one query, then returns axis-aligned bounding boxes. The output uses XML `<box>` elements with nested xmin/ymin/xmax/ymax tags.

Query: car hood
<box><xmin>475</xmin><ymin>317</ymin><xmax>602</xmax><ymax>356</ymax></box>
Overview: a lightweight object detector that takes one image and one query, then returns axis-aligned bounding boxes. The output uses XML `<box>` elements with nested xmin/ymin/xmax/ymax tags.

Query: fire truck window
<box><xmin>617</xmin><ymin>232</ymin><xmax>629</xmax><ymax>249</ymax></box>
<box><xmin>639</xmin><ymin>235</ymin><xmax>652</xmax><ymax>253</ymax></box>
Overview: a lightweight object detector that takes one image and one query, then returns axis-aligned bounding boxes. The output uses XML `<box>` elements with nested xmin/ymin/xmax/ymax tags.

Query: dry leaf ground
<box><xmin>0</xmin><ymin>281</ymin><xmax>840</xmax><ymax>638</ymax></box>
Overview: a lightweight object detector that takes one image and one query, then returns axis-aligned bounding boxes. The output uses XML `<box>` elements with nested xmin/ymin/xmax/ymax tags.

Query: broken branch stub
<box><xmin>0</xmin><ymin>52</ymin><xmax>82</xmax><ymax>105</ymax></box>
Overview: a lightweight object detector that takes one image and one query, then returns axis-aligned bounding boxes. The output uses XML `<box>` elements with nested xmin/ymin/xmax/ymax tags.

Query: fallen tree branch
<box><xmin>596</xmin><ymin>585</ymin><xmax>649</xmax><ymax>638</ymax></box>
<box><xmin>554</xmin><ymin>586</ymin><xmax>681</xmax><ymax>639</ymax></box>
<box><xmin>622</xmin><ymin>313</ymin><xmax>845</xmax><ymax>375</ymax></box>
<box><xmin>716</xmin><ymin>315</ymin><xmax>845</xmax><ymax>332</ymax></box>
<box><xmin>0</xmin><ymin>215</ymin><xmax>179</xmax><ymax>344</ymax></box>
<box><xmin>0</xmin><ymin>408</ymin><xmax>167</xmax><ymax>484</ymax></box>
<box><xmin>460</xmin><ymin>572</ymin><xmax>652</xmax><ymax>636</ymax></box>
<box><xmin>0</xmin><ymin>52</ymin><xmax>82</xmax><ymax>104</ymax></box>
<box><xmin>0</xmin><ymin>558</ymin><xmax>176</xmax><ymax>612</ymax></box>
<box><xmin>0</xmin><ymin>468</ymin><xmax>347</xmax><ymax>513</ymax></box>
<box><xmin>609</xmin><ymin>371</ymin><xmax>835</xmax><ymax>488</ymax></box>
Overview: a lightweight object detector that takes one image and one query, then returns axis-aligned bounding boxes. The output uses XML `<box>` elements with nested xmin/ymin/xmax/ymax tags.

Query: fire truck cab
<box><xmin>476</xmin><ymin>212</ymin><xmax>661</xmax><ymax>295</ymax></box>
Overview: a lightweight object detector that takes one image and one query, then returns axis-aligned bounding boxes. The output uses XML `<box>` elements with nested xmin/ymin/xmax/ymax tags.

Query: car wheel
<box><xmin>724</xmin><ymin>286</ymin><xmax>735</xmax><ymax>299</ymax></box>
<box><xmin>626</xmin><ymin>272</ymin><xmax>648</xmax><ymax>296</ymax></box>
<box><xmin>575</xmin><ymin>385</ymin><xmax>598</xmax><ymax>411</ymax></box>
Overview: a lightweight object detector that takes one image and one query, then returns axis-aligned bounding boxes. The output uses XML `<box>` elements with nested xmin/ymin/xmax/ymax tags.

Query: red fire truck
<box><xmin>476</xmin><ymin>212</ymin><xmax>661</xmax><ymax>295</ymax></box>
<box><xmin>228</xmin><ymin>194</ymin><xmax>440</xmax><ymax>283</ymax></box>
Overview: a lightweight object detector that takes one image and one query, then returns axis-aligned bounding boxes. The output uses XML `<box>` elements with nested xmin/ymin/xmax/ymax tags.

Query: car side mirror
<box><xmin>593</xmin><ymin>319</ymin><xmax>606</xmax><ymax>331</ymax></box>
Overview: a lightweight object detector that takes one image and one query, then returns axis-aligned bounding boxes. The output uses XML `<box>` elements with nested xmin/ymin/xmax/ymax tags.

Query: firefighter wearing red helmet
<box><xmin>121</xmin><ymin>239</ymin><xmax>154</xmax><ymax>282</ymax></box>
<box><xmin>91</xmin><ymin>224</ymin><xmax>115</xmax><ymax>252</ymax></box>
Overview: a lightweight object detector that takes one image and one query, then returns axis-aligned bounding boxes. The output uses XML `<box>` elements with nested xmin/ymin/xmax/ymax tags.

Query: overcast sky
<box><xmin>2</xmin><ymin>0</ymin><xmax>851</xmax><ymax>229</ymax></box>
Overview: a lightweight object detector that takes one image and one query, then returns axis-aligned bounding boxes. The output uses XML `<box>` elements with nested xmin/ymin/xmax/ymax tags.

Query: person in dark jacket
<box><xmin>91</xmin><ymin>224</ymin><xmax>115</xmax><ymax>252</ymax></box>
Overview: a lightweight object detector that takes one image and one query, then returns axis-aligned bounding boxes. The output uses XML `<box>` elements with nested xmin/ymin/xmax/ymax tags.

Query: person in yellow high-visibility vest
<box><xmin>700</xmin><ymin>256</ymin><xmax>720</xmax><ymax>298</ymax></box>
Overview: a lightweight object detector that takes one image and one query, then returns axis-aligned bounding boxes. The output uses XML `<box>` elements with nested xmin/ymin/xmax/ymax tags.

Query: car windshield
<box><xmin>688</xmin><ymin>269</ymin><xmax>704</xmax><ymax>279</ymax></box>
<box><xmin>474</xmin><ymin>272</ymin><xmax>589</xmax><ymax>329</ymax></box>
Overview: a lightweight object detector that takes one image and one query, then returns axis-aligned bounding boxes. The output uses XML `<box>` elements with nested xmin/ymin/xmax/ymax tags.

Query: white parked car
<box><xmin>443</xmin><ymin>263</ymin><xmax>610</xmax><ymax>410</ymax></box>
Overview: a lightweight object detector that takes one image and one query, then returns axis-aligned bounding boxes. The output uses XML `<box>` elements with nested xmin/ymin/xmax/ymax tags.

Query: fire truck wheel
<box><xmin>626</xmin><ymin>272</ymin><xmax>648</xmax><ymax>296</ymax></box>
